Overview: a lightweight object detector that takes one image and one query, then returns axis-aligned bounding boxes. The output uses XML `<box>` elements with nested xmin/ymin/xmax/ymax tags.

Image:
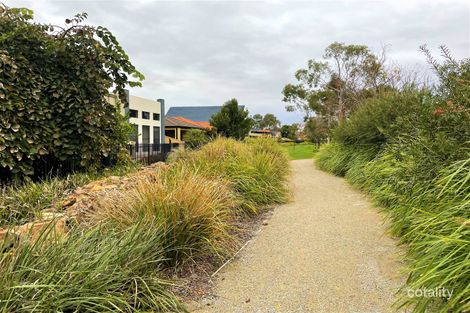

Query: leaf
<box><xmin>11</xmin><ymin>124</ymin><xmax>20</xmax><ymax>132</ymax></box>
<box><xmin>38</xmin><ymin>148</ymin><xmax>48</xmax><ymax>155</ymax></box>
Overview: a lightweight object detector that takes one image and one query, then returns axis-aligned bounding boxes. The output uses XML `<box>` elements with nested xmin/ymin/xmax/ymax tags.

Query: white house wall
<box><xmin>127</xmin><ymin>95</ymin><xmax>163</xmax><ymax>145</ymax></box>
<box><xmin>107</xmin><ymin>94</ymin><xmax>164</xmax><ymax>145</ymax></box>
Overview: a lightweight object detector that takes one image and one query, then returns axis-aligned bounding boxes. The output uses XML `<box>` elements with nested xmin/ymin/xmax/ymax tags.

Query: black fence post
<box><xmin>125</xmin><ymin>143</ymin><xmax>180</xmax><ymax>165</ymax></box>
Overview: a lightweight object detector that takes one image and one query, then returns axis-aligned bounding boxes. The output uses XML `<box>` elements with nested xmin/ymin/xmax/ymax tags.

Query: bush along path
<box><xmin>193</xmin><ymin>159</ymin><xmax>405</xmax><ymax>312</ymax></box>
<box><xmin>315</xmin><ymin>49</ymin><xmax>469</xmax><ymax>312</ymax></box>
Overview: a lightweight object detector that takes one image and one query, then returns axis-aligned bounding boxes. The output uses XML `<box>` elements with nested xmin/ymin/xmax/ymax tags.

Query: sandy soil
<box><xmin>191</xmin><ymin>159</ymin><xmax>405</xmax><ymax>313</ymax></box>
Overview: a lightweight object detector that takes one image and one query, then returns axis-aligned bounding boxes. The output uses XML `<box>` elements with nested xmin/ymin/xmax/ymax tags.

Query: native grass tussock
<box><xmin>0</xmin><ymin>138</ymin><xmax>290</xmax><ymax>311</ymax></box>
<box><xmin>170</xmin><ymin>137</ymin><xmax>290</xmax><ymax>215</ymax></box>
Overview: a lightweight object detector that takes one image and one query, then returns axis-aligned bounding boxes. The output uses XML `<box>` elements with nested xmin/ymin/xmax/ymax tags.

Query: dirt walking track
<box><xmin>193</xmin><ymin>159</ymin><xmax>405</xmax><ymax>313</ymax></box>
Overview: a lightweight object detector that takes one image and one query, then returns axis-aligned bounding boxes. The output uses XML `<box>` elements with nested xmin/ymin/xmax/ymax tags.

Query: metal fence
<box><xmin>0</xmin><ymin>157</ymin><xmax>81</xmax><ymax>185</ymax></box>
<box><xmin>0</xmin><ymin>143</ymin><xmax>181</xmax><ymax>185</ymax></box>
<box><xmin>127</xmin><ymin>143</ymin><xmax>181</xmax><ymax>165</ymax></box>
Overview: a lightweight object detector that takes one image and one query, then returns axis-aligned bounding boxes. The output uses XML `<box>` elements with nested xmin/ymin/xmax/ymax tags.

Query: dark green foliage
<box><xmin>280</xmin><ymin>123</ymin><xmax>299</xmax><ymax>140</ymax></box>
<box><xmin>183</xmin><ymin>129</ymin><xmax>209</xmax><ymax>149</ymax></box>
<box><xmin>333</xmin><ymin>90</ymin><xmax>431</xmax><ymax>146</ymax></box>
<box><xmin>316</xmin><ymin>47</ymin><xmax>470</xmax><ymax>312</ymax></box>
<box><xmin>0</xmin><ymin>5</ymin><xmax>143</xmax><ymax>178</ymax></box>
<box><xmin>209</xmin><ymin>99</ymin><xmax>253</xmax><ymax>139</ymax></box>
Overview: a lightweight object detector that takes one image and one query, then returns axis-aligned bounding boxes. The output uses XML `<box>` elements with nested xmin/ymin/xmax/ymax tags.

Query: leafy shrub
<box><xmin>183</xmin><ymin>129</ymin><xmax>210</xmax><ymax>149</ymax></box>
<box><xmin>333</xmin><ymin>90</ymin><xmax>432</xmax><ymax>147</ymax></box>
<box><xmin>0</xmin><ymin>5</ymin><xmax>142</xmax><ymax>179</ymax></box>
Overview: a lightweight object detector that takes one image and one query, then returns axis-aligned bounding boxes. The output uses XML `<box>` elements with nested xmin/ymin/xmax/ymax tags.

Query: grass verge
<box><xmin>280</xmin><ymin>142</ymin><xmax>318</xmax><ymax>160</ymax></box>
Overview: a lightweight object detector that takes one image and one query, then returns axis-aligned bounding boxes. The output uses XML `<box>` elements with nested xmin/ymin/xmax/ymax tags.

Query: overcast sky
<box><xmin>7</xmin><ymin>0</ymin><xmax>470</xmax><ymax>124</ymax></box>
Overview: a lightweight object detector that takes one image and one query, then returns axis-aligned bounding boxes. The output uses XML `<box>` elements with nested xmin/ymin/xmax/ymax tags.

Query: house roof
<box><xmin>166</xmin><ymin>105</ymin><xmax>245</xmax><ymax>122</ymax></box>
<box><xmin>165</xmin><ymin>116</ymin><xmax>211</xmax><ymax>129</ymax></box>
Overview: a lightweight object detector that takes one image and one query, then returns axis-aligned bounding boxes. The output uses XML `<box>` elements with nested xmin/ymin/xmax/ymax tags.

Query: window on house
<box><xmin>153</xmin><ymin>127</ymin><xmax>160</xmax><ymax>145</ymax></box>
<box><xmin>142</xmin><ymin>125</ymin><xmax>150</xmax><ymax>151</ymax></box>
<box><xmin>130</xmin><ymin>124</ymin><xmax>138</xmax><ymax>144</ymax></box>
<box><xmin>153</xmin><ymin>113</ymin><xmax>160</xmax><ymax>121</ymax></box>
<box><xmin>142</xmin><ymin>111</ymin><xmax>150</xmax><ymax>119</ymax></box>
<box><xmin>129</xmin><ymin>109</ymin><xmax>138</xmax><ymax>118</ymax></box>
<box><xmin>165</xmin><ymin>129</ymin><xmax>176</xmax><ymax>139</ymax></box>
<box><xmin>130</xmin><ymin>124</ymin><xmax>139</xmax><ymax>152</ymax></box>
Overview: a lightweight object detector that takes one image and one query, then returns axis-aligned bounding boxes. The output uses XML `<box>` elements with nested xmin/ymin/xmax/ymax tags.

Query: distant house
<box><xmin>107</xmin><ymin>92</ymin><xmax>165</xmax><ymax>148</ymax></box>
<box><xmin>165</xmin><ymin>116</ymin><xmax>211</xmax><ymax>144</ymax></box>
<box><xmin>165</xmin><ymin>105</ymin><xmax>246</xmax><ymax>144</ymax></box>
<box><xmin>248</xmin><ymin>129</ymin><xmax>281</xmax><ymax>138</ymax></box>
<box><xmin>166</xmin><ymin>105</ymin><xmax>245</xmax><ymax>123</ymax></box>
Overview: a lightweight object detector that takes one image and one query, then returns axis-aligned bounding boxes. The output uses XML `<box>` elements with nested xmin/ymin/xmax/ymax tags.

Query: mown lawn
<box><xmin>281</xmin><ymin>143</ymin><xmax>317</xmax><ymax>160</ymax></box>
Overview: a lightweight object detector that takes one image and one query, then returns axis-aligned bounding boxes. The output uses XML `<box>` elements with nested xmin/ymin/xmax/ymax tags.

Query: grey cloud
<box><xmin>6</xmin><ymin>0</ymin><xmax>470</xmax><ymax>124</ymax></box>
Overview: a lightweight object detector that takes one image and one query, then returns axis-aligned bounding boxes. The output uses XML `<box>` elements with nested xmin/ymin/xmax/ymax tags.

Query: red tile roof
<box><xmin>165</xmin><ymin>116</ymin><xmax>212</xmax><ymax>129</ymax></box>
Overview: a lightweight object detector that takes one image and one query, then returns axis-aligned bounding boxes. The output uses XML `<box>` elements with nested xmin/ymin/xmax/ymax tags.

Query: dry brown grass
<box><xmin>90</xmin><ymin>165</ymin><xmax>239</xmax><ymax>265</ymax></box>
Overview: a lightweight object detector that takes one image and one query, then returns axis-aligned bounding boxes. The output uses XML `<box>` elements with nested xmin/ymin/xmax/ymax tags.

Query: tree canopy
<box><xmin>282</xmin><ymin>42</ymin><xmax>394</xmax><ymax>125</ymax></box>
<box><xmin>280</xmin><ymin>124</ymin><xmax>299</xmax><ymax>140</ymax></box>
<box><xmin>252</xmin><ymin>113</ymin><xmax>280</xmax><ymax>130</ymax></box>
<box><xmin>210</xmin><ymin>99</ymin><xmax>253</xmax><ymax>140</ymax></box>
<box><xmin>0</xmin><ymin>5</ymin><xmax>143</xmax><ymax>178</ymax></box>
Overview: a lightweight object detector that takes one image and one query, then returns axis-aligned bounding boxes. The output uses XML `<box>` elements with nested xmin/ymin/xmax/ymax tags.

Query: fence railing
<box><xmin>0</xmin><ymin>157</ymin><xmax>81</xmax><ymax>185</ymax></box>
<box><xmin>127</xmin><ymin>143</ymin><xmax>181</xmax><ymax>165</ymax></box>
<box><xmin>0</xmin><ymin>143</ymin><xmax>181</xmax><ymax>185</ymax></box>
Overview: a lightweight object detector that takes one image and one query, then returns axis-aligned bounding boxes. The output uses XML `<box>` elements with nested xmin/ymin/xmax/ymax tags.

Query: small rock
<box><xmin>89</xmin><ymin>184</ymin><xmax>105</xmax><ymax>192</ymax></box>
<box><xmin>59</xmin><ymin>197</ymin><xmax>76</xmax><ymax>208</ymax></box>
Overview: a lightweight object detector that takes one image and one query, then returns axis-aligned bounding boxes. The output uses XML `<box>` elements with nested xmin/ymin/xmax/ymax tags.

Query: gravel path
<box><xmin>193</xmin><ymin>159</ymin><xmax>405</xmax><ymax>313</ymax></box>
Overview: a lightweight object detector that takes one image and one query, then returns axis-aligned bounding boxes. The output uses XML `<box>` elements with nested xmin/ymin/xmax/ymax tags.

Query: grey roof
<box><xmin>166</xmin><ymin>105</ymin><xmax>245</xmax><ymax>122</ymax></box>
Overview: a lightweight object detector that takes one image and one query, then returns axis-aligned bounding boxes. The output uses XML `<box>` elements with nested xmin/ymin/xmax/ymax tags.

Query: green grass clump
<box><xmin>396</xmin><ymin>158</ymin><xmax>470</xmax><ymax>312</ymax></box>
<box><xmin>0</xmin><ymin>221</ymin><xmax>183</xmax><ymax>312</ymax></box>
<box><xmin>280</xmin><ymin>142</ymin><xmax>318</xmax><ymax>160</ymax></box>
<box><xmin>171</xmin><ymin>137</ymin><xmax>290</xmax><ymax>215</ymax></box>
<box><xmin>316</xmin><ymin>143</ymin><xmax>377</xmax><ymax>177</ymax></box>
